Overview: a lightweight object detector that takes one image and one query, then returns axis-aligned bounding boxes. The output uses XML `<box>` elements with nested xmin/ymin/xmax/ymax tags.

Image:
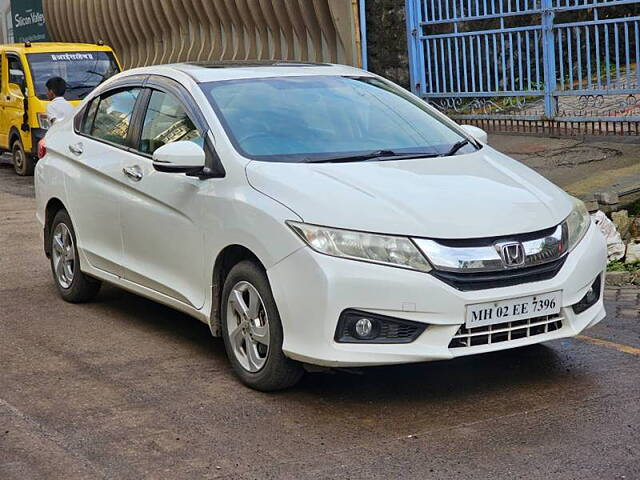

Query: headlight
<box><xmin>37</xmin><ymin>113</ymin><xmax>51</xmax><ymax>130</ymax></box>
<box><xmin>287</xmin><ymin>221</ymin><xmax>432</xmax><ymax>272</ymax></box>
<box><xmin>563</xmin><ymin>197</ymin><xmax>591</xmax><ymax>252</ymax></box>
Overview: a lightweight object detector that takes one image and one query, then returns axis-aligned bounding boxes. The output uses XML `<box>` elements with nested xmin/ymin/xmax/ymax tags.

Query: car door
<box><xmin>119</xmin><ymin>81</ymin><xmax>207</xmax><ymax>309</ymax></box>
<box><xmin>1</xmin><ymin>53</ymin><xmax>26</xmax><ymax>148</ymax></box>
<box><xmin>0</xmin><ymin>51</ymin><xmax>7</xmax><ymax>148</ymax></box>
<box><xmin>65</xmin><ymin>86</ymin><xmax>142</xmax><ymax>277</ymax></box>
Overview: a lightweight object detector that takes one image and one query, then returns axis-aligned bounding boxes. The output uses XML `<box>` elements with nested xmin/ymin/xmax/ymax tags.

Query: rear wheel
<box><xmin>12</xmin><ymin>138</ymin><xmax>34</xmax><ymax>176</ymax></box>
<box><xmin>221</xmin><ymin>260</ymin><xmax>303</xmax><ymax>391</ymax></box>
<box><xmin>50</xmin><ymin>210</ymin><xmax>101</xmax><ymax>302</ymax></box>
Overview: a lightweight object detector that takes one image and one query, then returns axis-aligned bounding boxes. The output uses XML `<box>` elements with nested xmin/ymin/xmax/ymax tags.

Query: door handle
<box><xmin>68</xmin><ymin>143</ymin><xmax>83</xmax><ymax>156</ymax></box>
<box><xmin>123</xmin><ymin>165</ymin><xmax>143</xmax><ymax>182</ymax></box>
<box><xmin>5</xmin><ymin>96</ymin><xmax>9</xmax><ymax>101</ymax></box>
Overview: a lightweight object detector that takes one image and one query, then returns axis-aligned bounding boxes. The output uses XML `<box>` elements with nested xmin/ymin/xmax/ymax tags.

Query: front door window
<box><xmin>138</xmin><ymin>90</ymin><xmax>202</xmax><ymax>155</ymax></box>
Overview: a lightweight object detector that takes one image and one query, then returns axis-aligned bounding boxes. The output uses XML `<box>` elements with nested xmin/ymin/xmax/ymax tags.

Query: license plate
<box><xmin>465</xmin><ymin>291</ymin><xmax>562</xmax><ymax>328</ymax></box>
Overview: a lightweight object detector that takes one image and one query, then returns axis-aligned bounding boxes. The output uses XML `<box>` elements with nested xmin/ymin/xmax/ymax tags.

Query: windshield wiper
<box><xmin>86</xmin><ymin>69</ymin><xmax>106</xmax><ymax>79</ymax></box>
<box><xmin>443</xmin><ymin>139</ymin><xmax>471</xmax><ymax>157</ymax></box>
<box><xmin>303</xmin><ymin>149</ymin><xmax>440</xmax><ymax>164</ymax></box>
<box><xmin>86</xmin><ymin>70</ymin><xmax>112</xmax><ymax>86</ymax></box>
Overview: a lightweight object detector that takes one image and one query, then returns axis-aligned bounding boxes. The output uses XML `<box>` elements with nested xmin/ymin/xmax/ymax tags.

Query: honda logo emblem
<box><xmin>495</xmin><ymin>241</ymin><xmax>526</xmax><ymax>267</ymax></box>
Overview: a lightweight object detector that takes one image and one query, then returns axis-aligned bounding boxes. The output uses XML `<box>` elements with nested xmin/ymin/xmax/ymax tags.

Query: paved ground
<box><xmin>1</xmin><ymin>159</ymin><xmax>639</xmax><ymax>480</ymax></box>
<box><xmin>489</xmin><ymin>134</ymin><xmax>640</xmax><ymax>198</ymax></box>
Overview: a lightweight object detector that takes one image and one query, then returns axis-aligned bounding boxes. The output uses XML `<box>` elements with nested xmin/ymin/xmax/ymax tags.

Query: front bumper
<box><xmin>267</xmin><ymin>224</ymin><xmax>607</xmax><ymax>367</ymax></box>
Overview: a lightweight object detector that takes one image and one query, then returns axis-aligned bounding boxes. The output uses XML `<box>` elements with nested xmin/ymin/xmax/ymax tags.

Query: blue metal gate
<box><xmin>405</xmin><ymin>0</ymin><xmax>640</xmax><ymax>133</ymax></box>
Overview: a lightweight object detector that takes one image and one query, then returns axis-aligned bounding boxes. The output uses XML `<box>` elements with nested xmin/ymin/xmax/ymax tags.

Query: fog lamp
<box><xmin>335</xmin><ymin>309</ymin><xmax>427</xmax><ymax>344</ymax></box>
<box><xmin>354</xmin><ymin>318</ymin><xmax>374</xmax><ymax>338</ymax></box>
<box><xmin>572</xmin><ymin>274</ymin><xmax>602</xmax><ymax>314</ymax></box>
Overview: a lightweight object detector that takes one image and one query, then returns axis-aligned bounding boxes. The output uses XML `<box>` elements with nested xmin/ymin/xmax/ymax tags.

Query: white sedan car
<box><xmin>35</xmin><ymin>62</ymin><xmax>607</xmax><ymax>390</ymax></box>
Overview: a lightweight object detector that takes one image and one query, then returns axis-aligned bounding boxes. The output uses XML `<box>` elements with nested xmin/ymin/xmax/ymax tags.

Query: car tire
<box><xmin>221</xmin><ymin>260</ymin><xmax>303</xmax><ymax>391</ymax></box>
<box><xmin>12</xmin><ymin>138</ymin><xmax>35</xmax><ymax>176</ymax></box>
<box><xmin>50</xmin><ymin>210</ymin><xmax>101</xmax><ymax>303</ymax></box>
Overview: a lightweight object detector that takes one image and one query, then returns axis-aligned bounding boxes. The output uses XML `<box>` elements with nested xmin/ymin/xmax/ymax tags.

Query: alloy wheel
<box><xmin>226</xmin><ymin>281</ymin><xmax>270</xmax><ymax>373</ymax></box>
<box><xmin>51</xmin><ymin>223</ymin><xmax>75</xmax><ymax>289</ymax></box>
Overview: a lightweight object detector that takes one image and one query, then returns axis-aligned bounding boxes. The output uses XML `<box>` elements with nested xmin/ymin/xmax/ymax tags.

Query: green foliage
<box><xmin>626</xmin><ymin>199</ymin><xmax>640</xmax><ymax>216</ymax></box>
<box><xmin>365</xmin><ymin>0</ymin><xmax>409</xmax><ymax>88</ymax></box>
<box><xmin>607</xmin><ymin>260</ymin><xmax>640</xmax><ymax>272</ymax></box>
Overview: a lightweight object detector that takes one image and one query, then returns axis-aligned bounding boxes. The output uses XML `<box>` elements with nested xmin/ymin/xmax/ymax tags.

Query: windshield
<box><xmin>27</xmin><ymin>51</ymin><xmax>120</xmax><ymax>100</ymax></box>
<box><xmin>201</xmin><ymin>75</ymin><xmax>477</xmax><ymax>163</ymax></box>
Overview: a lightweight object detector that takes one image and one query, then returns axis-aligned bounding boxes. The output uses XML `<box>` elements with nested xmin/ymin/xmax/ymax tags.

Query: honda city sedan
<box><xmin>35</xmin><ymin>62</ymin><xmax>607</xmax><ymax>390</ymax></box>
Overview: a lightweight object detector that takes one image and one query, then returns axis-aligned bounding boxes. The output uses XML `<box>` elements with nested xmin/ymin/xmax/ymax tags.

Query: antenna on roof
<box><xmin>96</xmin><ymin>39</ymin><xmax>104</xmax><ymax>46</ymax></box>
<box><xmin>24</xmin><ymin>41</ymin><xmax>31</xmax><ymax>47</ymax></box>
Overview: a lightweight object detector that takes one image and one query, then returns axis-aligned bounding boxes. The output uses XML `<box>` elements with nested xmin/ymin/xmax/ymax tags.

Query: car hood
<box><xmin>245</xmin><ymin>147</ymin><xmax>572</xmax><ymax>239</ymax></box>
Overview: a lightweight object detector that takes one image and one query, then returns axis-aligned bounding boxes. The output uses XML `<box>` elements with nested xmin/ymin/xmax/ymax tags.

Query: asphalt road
<box><xmin>1</xmin><ymin>162</ymin><xmax>639</xmax><ymax>480</ymax></box>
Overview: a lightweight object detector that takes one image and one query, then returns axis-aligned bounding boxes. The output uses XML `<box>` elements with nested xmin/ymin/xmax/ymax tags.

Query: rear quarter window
<box><xmin>79</xmin><ymin>97</ymin><xmax>99</xmax><ymax>134</ymax></box>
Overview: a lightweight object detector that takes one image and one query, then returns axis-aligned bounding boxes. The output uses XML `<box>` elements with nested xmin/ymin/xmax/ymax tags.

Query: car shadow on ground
<box><xmin>296</xmin><ymin>345</ymin><xmax>565</xmax><ymax>400</ymax></box>
<box><xmin>92</xmin><ymin>284</ymin><xmax>579</xmax><ymax>405</ymax></box>
<box><xmin>94</xmin><ymin>284</ymin><xmax>226</xmax><ymax>361</ymax></box>
<box><xmin>0</xmin><ymin>160</ymin><xmax>36</xmax><ymax>198</ymax></box>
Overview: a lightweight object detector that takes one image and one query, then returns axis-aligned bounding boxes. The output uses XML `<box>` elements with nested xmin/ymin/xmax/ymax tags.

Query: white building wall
<box><xmin>0</xmin><ymin>0</ymin><xmax>12</xmax><ymax>43</ymax></box>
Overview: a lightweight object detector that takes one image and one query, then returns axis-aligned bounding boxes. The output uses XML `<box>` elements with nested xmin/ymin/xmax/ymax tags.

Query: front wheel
<box><xmin>12</xmin><ymin>138</ymin><xmax>34</xmax><ymax>176</ymax></box>
<box><xmin>221</xmin><ymin>260</ymin><xmax>303</xmax><ymax>391</ymax></box>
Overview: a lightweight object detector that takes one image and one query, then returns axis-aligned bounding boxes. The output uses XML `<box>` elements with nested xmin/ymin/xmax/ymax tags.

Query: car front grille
<box><xmin>430</xmin><ymin>256</ymin><xmax>566</xmax><ymax>291</ymax></box>
<box><xmin>448</xmin><ymin>314</ymin><xmax>563</xmax><ymax>349</ymax></box>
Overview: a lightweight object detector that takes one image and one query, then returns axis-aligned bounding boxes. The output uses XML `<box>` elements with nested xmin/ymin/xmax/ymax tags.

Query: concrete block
<box><xmin>583</xmin><ymin>199</ymin><xmax>600</xmax><ymax>212</ymax></box>
<box><xmin>611</xmin><ymin>210</ymin><xmax>630</xmax><ymax>236</ymax></box>
<box><xmin>605</xmin><ymin>271</ymin><xmax>640</xmax><ymax>286</ymax></box>
<box><xmin>625</xmin><ymin>240</ymin><xmax>640</xmax><ymax>264</ymax></box>
<box><xmin>577</xmin><ymin>194</ymin><xmax>599</xmax><ymax>212</ymax></box>
<box><xmin>598</xmin><ymin>204</ymin><xmax>616</xmax><ymax>216</ymax></box>
<box><xmin>594</xmin><ymin>189</ymin><xmax>619</xmax><ymax>205</ymax></box>
<box><xmin>606</xmin><ymin>271</ymin><xmax>631</xmax><ymax>287</ymax></box>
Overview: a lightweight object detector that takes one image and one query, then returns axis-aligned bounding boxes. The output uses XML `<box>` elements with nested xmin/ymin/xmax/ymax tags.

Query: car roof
<box><xmin>123</xmin><ymin>62</ymin><xmax>372</xmax><ymax>83</ymax></box>
<box><xmin>0</xmin><ymin>42</ymin><xmax>115</xmax><ymax>53</ymax></box>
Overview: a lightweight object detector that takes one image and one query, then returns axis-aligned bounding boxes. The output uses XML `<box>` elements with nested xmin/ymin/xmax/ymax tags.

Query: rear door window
<box><xmin>89</xmin><ymin>88</ymin><xmax>140</xmax><ymax>146</ymax></box>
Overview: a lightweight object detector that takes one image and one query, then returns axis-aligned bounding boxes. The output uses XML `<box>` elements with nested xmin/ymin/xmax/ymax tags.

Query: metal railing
<box><xmin>405</xmin><ymin>0</ymin><xmax>640</xmax><ymax>134</ymax></box>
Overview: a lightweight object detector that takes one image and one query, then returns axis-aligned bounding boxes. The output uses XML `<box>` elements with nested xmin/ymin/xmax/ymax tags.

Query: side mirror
<box><xmin>152</xmin><ymin>141</ymin><xmax>206</xmax><ymax>174</ymax></box>
<box><xmin>460</xmin><ymin>125</ymin><xmax>488</xmax><ymax>144</ymax></box>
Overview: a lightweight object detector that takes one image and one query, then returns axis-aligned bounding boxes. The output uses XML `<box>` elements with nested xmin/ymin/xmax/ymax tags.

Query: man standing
<box><xmin>45</xmin><ymin>77</ymin><xmax>74</xmax><ymax>124</ymax></box>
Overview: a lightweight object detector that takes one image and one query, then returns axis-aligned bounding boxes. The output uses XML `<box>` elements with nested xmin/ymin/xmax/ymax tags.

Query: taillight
<box><xmin>37</xmin><ymin>139</ymin><xmax>46</xmax><ymax>159</ymax></box>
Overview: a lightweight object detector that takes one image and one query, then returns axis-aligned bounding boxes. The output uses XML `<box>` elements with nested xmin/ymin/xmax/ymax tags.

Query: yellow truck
<box><xmin>0</xmin><ymin>42</ymin><xmax>121</xmax><ymax>175</ymax></box>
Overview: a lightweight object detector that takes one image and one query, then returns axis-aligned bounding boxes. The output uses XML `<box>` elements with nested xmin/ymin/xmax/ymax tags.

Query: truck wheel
<box><xmin>12</xmin><ymin>138</ymin><xmax>35</xmax><ymax>176</ymax></box>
